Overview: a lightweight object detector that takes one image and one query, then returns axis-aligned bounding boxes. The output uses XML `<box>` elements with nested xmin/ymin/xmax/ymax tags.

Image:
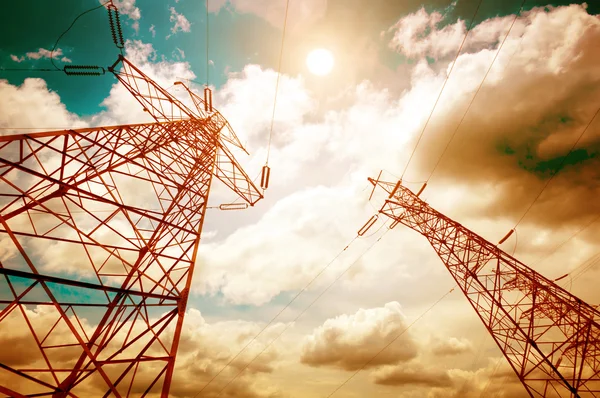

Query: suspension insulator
<box><xmin>260</xmin><ymin>165</ymin><xmax>271</xmax><ymax>190</ymax></box>
<box><xmin>358</xmin><ymin>215</ymin><xmax>378</xmax><ymax>236</ymax></box>
<box><xmin>107</xmin><ymin>4</ymin><xmax>125</xmax><ymax>49</ymax></box>
<box><xmin>219</xmin><ymin>203</ymin><xmax>249</xmax><ymax>211</ymax></box>
<box><xmin>204</xmin><ymin>87</ymin><xmax>213</xmax><ymax>113</ymax></box>
<box><xmin>389</xmin><ymin>219</ymin><xmax>400</xmax><ymax>230</ymax></box>
<box><xmin>389</xmin><ymin>180</ymin><xmax>402</xmax><ymax>199</ymax></box>
<box><xmin>498</xmin><ymin>229</ymin><xmax>514</xmax><ymax>245</ymax></box>
<box><xmin>416</xmin><ymin>182</ymin><xmax>427</xmax><ymax>197</ymax></box>
<box><xmin>63</xmin><ymin>65</ymin><xmax>105</xmax><ymax>76</ymax></box>
<box><xmin>555</xmin><ymin>357</ymin><xmax>563</xmax><ymax>369</ymax></box>
<box><xmin>554</xmin><ymin>273</ymin><xmax>569</xmax><ymax>282</ymax></box>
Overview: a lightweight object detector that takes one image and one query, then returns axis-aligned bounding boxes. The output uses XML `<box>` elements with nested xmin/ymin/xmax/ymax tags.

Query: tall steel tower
<box><xmin>365</xmin><ymin>177</ymin><xmax>600</xmax><ymax>397</ymax></box>
<box><xmin>0</xmin><ymin>55</ymin><xmax>262</xmax><ymax>397</ymax></box>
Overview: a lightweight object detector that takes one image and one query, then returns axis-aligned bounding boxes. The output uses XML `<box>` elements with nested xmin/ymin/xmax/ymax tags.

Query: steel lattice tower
<box><xmin>0</xmin><ymin>55</ymin><xmax>262</xmax><ymax>397</ymax></box>
<box><xmin>367</xmin><ymin>177</ymin><xmax>600</xmax><ymax>397</ymax></box>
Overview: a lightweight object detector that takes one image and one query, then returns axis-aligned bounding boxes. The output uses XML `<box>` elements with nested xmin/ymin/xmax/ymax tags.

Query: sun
<box><xmin>306</xmin><ymin>49</ymin><xmax>334</xmax><ymax>76</ymax></box>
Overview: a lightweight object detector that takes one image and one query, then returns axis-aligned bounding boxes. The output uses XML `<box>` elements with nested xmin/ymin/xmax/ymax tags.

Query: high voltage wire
<box><xmin>265</xmin><ymin>0</ymin><xmax>290</xmax><ymax>165</ymax></box>
<box><xmin>206</xmin><ymin>0</ymin><xmax>210</xmax><ymax>86</ymax></box>
<box><xmin>426</xmin><ymin>0</ymin><xmax>527</xmax><ymax>183</ymax></box>
<box><xmin>458</xmin><ymin>331</ymin><xmax>488</xmax><ymax>393</ymax></box>
<box><xmin>479</xmin><ymin>357</ymin><xmax>505</xmax><ymax>397</ymax></box>
<box><xmin>194</xmin><ymin>234</ymin><xmax>359</xmax><ymax>396</ymax></box>
<box><xmin>532</xmin><ymin>213</ymin><xmax>600</xmax><ymax>268</ymax></box>
<box><xmin>561</xmin><ymin>249</ymin><xmax>600</xmax><ymax>288</ymax></box>
<box><xmin>50</xmin><ymin>1</ymin><xmax>112</xmax><ymax>71</ymax></box>
<box><xmin>1</xmin><ymin>1</ymin><xmax>118</xmax><ymax>77</ymax></box>
<box><xmin>326</xmin><ymin>287</ymin><xmax>455</xmax><ymax>397</ymax></box>
<box><xmin>213</xmin><ymin>229</ymin><xmax>391</xmax><ymax>397</ymax></box>
<box><xmin>0</xmin><ymin>68</ymin><xmax>63</xmax><ymax>73</ymax></box>
<box><xmin>400</xmin><ymin>0</ymin><xmax>484</xmax><ymax>180</ymax></box>
<box><xmin>513</xmin><ymin>105</ymin><xmax>600</xmax><ymax>229</ymax></box>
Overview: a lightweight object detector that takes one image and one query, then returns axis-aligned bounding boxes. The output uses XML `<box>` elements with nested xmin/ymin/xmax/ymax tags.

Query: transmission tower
<box><xmin>365</xmin><ymin>177</ymin><xmax>600</xmax><ymax>397</ymax></box>
<box><xmin>0</xmin><ymin>55</ymin><xmax>262</xmax><ymax>397</ymax></box>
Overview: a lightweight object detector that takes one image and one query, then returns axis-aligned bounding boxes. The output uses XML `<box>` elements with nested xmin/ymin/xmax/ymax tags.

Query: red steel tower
<box><xmin>0</xmin><ymin>55</ymin><xmax>262</xmax><ymax>397</ymax></box>
<box><xmin>366</xmin><ymin>177</ymin><xmax>600</xmax><ymax>397</ymax></box>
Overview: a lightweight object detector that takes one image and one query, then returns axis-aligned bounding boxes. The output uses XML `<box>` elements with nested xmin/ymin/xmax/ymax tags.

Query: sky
<box><xmin>0</xmin><ymin>0</ymin><xmax>600</xmax><ymax>397</ymax></box>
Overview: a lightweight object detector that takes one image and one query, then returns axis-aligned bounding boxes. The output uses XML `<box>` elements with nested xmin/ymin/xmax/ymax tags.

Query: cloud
<box><xmin>368</xmin><ymin>358</ymin><xmax>529</xmax><ymax>397</ymax></box>
<box><xmin>25</xmin><ymin>48</ymin><xmax>61</xmax><ymax>60</ymax></box>
<box><xmin>208</xmin><ymin>0</ymin><xmax>327</xmax><ymax>30</ymax></box>
<box><xmin>149</xmin><ymin>24</ymin><xmax>156</xmax><ymax>37</ymax></box>
<box><xmin>9</xmin><ymin>48</ymin><xmax>70</xmax><ymax>64</ymax></box>
<box><xmin>372</xmin><ymin>362</ymin><xmax>453</xmax><ymax>387</ymax></box>
<box><xmin>387</xmin><ymin>5</ymin><xmax>543</xmax><ymax>60</ymax></box>
<box><xmin>0</xmin><ymin>78</ymin><xmax>87</xmax><ymax>134</ymax></box>
<box><xmin>169</xmin><ymin>6</ymin><xmax>191</xmax><ymax>35</ymax></box>
<box><xmin>195</xmin><ymin>183</ymin><xmax>372</xmax><ymax>306</ymax></box>
<box><xmin>388</xmin><ymin>7</ymin><xmax>510</xmax><ymax>60</ymax></box>
<box><xmin>155</xmin><ymin>309</ymin><xmax>289</xmax><ymax>397</ymax></box>
<box><xmin>195</xmin><ymin>4</ymin><xmax>600</xmax><ymax>306</ymax></box>
<box><xmin>383</xmin><ymin>4</ymin><xmax>600</xmax><ymax>226</ymax></box>
<box><xmin>300</xmin><ymin>302</ymin><xmax>418</xmax><ymax>370</ymax></box>
<box><xmin>0</xmin><ymin>305</ymin><xmax>285</xmax><ymax>397</ymax></box>
<box><xmin>431</xmin><ymin>336</ymin><xmax>472</xmax><ymax>357</ymax></box>
<box><xmin>102</xmin><ymin>0</ymin><xmax>141</xmax><ymax>20</ymax></box>
<box><xmin>216</xmin><ymin>64</ymin><xmax>315</xmax><ymax>146</ymax></box>
<box><xmin>174</xmin><ymin>47</ymin><xmax>186</xmax><ymax>60</ymax></box>
<box><xmin>10</xmin><ymin>54</ymin><xmax>24</xmax><ymax>63</ymax></box>
<box><xmin>435</xmin><ymin>359</ymin><xmax>530</xmax><ymax>398</ymax></box>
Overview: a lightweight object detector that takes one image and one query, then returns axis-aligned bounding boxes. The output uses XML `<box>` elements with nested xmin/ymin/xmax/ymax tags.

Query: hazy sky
<box><xmin>1</xmin><ymin>0</ymin><xmax>599</xmax><ymax>397</ymax></box>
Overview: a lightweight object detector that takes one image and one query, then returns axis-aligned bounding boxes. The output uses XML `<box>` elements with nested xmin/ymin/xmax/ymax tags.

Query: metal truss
<box><xmin>368</xmin><ymin>178</ymin><xmax>600</xmax><ymax>397</ymax></box>
<box><xmin>0</xmin><ymin>56</ymin><xmax>262</xmax><ymax>397</ymax></box>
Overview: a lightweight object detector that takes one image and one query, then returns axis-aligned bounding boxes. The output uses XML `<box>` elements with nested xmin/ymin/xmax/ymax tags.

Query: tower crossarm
<box><xmin>368</xmin><ymin>177</ymin><xmax>600</xmax><ymax>397</ymax></box>
<box><xmin>175</xmin><ymin>82</ymin><xmax>247</xmax><ymax>153</ymax></box>
<box><xmin>108</xmin><ymin>57</ymin><xmax>262</xmax><ymax>206</ymax></box>
<box><xmin>109</xmin><ymin>55</ymin><xmax>198</xmax><ymax>123</ymax></box>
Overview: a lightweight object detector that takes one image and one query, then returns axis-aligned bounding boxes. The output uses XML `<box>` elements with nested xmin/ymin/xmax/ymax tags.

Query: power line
<box><xmin>426</xmin><ymin>0</ymin><xmax>527</xmax><ymax>183</ymax></box>
<box><xmin>265</xmin><ymin>0</ymin><xmax>290</xmax><ymax>165</ymax></box>
<box><xmin>532</xmin><ymin>213</ymin><xmax>600</xmax><ymax>268</ymax></box>
<box><xmin>0</xmin><ymin>68</ymin><xmax>63</xmax><ymax>73</ymax></box>
<box><xmin>50</xmin><ymin>1</ymin><xmax>111</xmax><ymax>70</ymax></box>
<box><xmin>561</xmin><ymin>249</ymin><xmax>600</xmax><ymax>287</ymax></box>
<box><xmin>206</xmin><ymin>0</ymin><xmax>210</xmax><ymax>86</ymax></box>
<box><xmin>194</xmin><ymin>234</ymin><xmax>359</xmax><ymax>396</ymax></box>
<box><xmin>326</xmin><ymin>287</ymin><xmax>455</xmax><ymax>397</ymax></box>
<box><xmin>458</xmin><ymin>331</ymin><xmax>489</xmax><ymax>393</ymax></box>
<box><xmin>2</xmin><ymin>2</ymin><xmax>113</xmax><ymax>76</ymax></box>
<box><xmin>514</xmin><ymin>105</ymin><xmax>600</xmax><ymax>229</ymax></box>
<box><xmin>479</xmin><ymin>357</ymin><xmax>505</xmax><ymax>397</ymax></box>
<box><xmin>214</xmin><ymin>229</ymin><xmax>391</xmax><ymax>397</ymax></box>
<box><xmin>400</xmin><ymin>0</ymin><xmax>484</xmax><ymax>180</ymax></box>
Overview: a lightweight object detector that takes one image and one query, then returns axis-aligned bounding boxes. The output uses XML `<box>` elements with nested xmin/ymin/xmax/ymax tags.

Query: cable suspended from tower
<box><xmin>204</xmin><ymin>0</ymin><xmax>214</xmax><ymax>113</ymax></box>
<box><xmin>260</xmin><ymin>0</ymin><xmax>291</xmax><ymax>191</ymax></box>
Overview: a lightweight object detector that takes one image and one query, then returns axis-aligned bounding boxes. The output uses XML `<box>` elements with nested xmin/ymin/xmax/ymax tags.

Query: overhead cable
<box><xmin>400</xmin><ymin>0</ymin><xmax>484</xmax><ymax>180</ymax></box>
<box><xmin>214</xmin><ymin>229</ymin><xmax>390</xmax><ymax>397</ymax></box>
<box><xmin>326</xmin><ymin>287</ymin><xmax>455</xmax><ymax>397</ymax></box>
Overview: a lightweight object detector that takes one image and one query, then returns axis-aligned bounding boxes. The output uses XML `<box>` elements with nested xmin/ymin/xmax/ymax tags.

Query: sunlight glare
<box><xmin>306</xmin><ymin>49</ymin><xmax>334</xmax><ymax>76</ymax></box>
